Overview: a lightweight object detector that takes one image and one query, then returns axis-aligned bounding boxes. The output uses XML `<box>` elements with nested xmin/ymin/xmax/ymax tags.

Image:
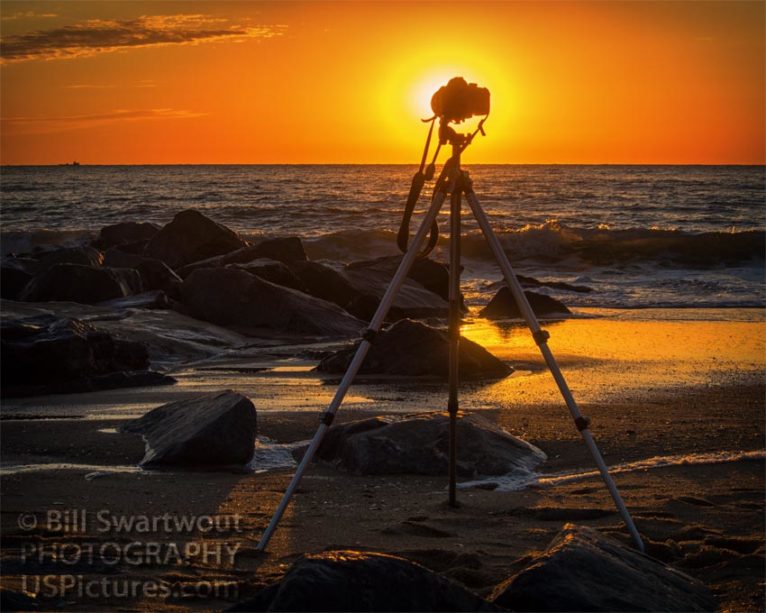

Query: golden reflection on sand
<box><xmin>461</xmin><ymin>309</ymin><xmax>765</xmax><ymax>406</ymax></box>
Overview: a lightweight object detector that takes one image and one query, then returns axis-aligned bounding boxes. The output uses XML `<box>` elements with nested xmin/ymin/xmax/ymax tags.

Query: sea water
<box><xmin>1</xmin><ymin>164</ymin><xmax>764</xmax><ymax>309</ymax></box>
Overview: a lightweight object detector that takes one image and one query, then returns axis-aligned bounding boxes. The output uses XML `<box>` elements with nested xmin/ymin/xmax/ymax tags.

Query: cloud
<box><xmin>64</xmin><ymin>80</ymin><xmax>157</xmax><ymax>90</ymax></box>
<box><xmin>1</xmin><ymin>11</ymin><xmax>58</xmax><ymax>21</ymax></box>
<box><xmin>0</xmin><ymin>14</ymin><xmax>284</xmax><ymax>63</ymax></box>
<box><xmin>1</xmin><ymin>108</ymin><xmax>205</xmax><ymax>134</ymax></box>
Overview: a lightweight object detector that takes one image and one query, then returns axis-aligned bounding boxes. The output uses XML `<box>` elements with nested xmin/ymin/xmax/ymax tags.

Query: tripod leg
<box><xmin>256</xmin><ymin>188</ymin><xmax>450</xmax><ymax>551</ymax></box>
<box><xmin>464</xmin><ymin>188</ymin><xmax>645</xmax><ymax>552</ymax></box>
<box><xmin>448</xmin><ymin>182</ymin><xmax>462</xmax><ymax>507</ymax></box>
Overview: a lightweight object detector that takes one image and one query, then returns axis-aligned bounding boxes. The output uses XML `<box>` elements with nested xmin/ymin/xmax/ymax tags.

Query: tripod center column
<box><xmin>447</xmin><ymin>145</ymin><xmax>462</xmax><ymax>507</ymax></box>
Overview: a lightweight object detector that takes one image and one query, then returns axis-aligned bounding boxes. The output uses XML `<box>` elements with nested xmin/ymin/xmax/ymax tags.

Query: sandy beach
<box><xmin>2</xmin><ymin>309</ymin><xmax>763</xmax><ymax>611</ymax></box>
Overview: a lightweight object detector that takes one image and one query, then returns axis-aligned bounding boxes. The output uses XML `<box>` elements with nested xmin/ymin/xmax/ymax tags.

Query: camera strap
<box><xmin>397</xmin><ymin>117</ymin><xmax>440</xmax><ymax>257</ymax></box>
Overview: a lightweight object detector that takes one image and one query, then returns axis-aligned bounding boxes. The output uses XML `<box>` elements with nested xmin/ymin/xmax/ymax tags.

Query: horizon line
<box><xmin>2</xmin><ymin>162</ymin><xmax>765</xmax><ymax>167</ymax></box>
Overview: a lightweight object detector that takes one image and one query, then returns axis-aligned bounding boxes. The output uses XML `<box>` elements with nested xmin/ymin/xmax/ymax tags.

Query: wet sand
<box><xmin>1</xmin><ymin>311</ymin><xmax>764</xmax><ymax>611</ymax></box>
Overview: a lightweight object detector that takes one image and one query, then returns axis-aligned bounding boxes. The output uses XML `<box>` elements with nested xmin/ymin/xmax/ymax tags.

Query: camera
<box><xmin>431</xmin><ymin>77</ymin><xmax>490</xmax><ymax>123</ymax></box>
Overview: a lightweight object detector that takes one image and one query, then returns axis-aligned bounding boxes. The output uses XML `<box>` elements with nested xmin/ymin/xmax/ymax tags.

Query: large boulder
<box><xmin>0</xmin><ymin>257</ymin><xmax>36</xmax><ymax>299</ymax></box>
<box><xmin>228</xmin><ymin>550</ymin><xmax>500</xmax><ymax>612</ymax></box>
<box><xmin>135</xmin><ymin>259</ymin><xmax>182</xmax><ymax>295</ymax></box>
<box><xmin>228</xmin><ymin>258</ymin><xmax>305</xmax><ymax>291</ymax></box>
<box><xmin>145</xmin><ymin>209</ymin><xmax>247</xmax><ymax>269</ymax></box>
<box><xmin>122</xmin><ymin>390</ymin><xmax>257</xmax><ymax>467</ymax></box>
<box><xmin>312</xmin><ymin>412</ymin><xmax>546</xmax><ymax>477</ymax></box>
<box><xmin>348</xmin><ymin>256</ymin><xmax>457</xmax><ymax>302</ymax></box>
<box><xmin>316</xmin><ymin>319</ymin><xmax>511</xmax><ymax>379</ymax></box>
<box><xmin>0</xmin><ymin>316</ymin><xmax>174</xmax><ymax>397</ymax></box>
<box><xmin>177</xmin><ymin>237</ymin><xmax>307</xmax><ymax>277</ymax></box>
<box><xmin>479</xmin><ymin>287</ymin><xmax>572</xmax><ymax>319</ymax></box>
<box><xmin>342</xmin><ymin>266</ymin><xmax>449</xmax><ymax>320</ymax></box>
<box><xmin>36</xmin><ymin>246</ymin><xmax>104</xmax><ymax>271</ymax></box>
<box><xmin>97</xmin><ymin>221</ymin><xmax>160</xmax><ymax>249</ymax></box>
<box><xmin>492</xmin><ymin>524</ymin><xmax>717</xmax><ymax>612</ymax></box>
<box><xmin>288</xmin><ymin>260</ymin><xmax>359</xmax><ymax>307</ymax></box>
<box><xmin>181</xmin><ymin>267</ymin><xmax>362</xmax><ymax>338</ymax></box>
<box><xmin>20</xmin><ymin>264</ymin><xmax>142</xmax><ymax>304</ymax></box>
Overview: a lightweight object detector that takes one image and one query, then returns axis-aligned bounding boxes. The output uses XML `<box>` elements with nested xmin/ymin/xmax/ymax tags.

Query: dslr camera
<box><xmin>431</xmin><ymin>77</ymin><xmax>490</xmax><ymax>123</ymax></box>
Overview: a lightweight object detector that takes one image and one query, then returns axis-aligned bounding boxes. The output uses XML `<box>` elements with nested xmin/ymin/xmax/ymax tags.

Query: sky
<box><xmin>1</xmin><ymin>1</ymin><xmax>764</xmax><ymax>164</ymax></box>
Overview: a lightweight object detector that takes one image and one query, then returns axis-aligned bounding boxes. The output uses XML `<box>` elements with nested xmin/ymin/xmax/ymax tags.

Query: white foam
<box><xmin>247</xmin><ymin>437</ymin><xmax>306</xmax><ymax>473</ymax></box>
<box><xmin>459</xmin><ymin>449</ymin><xmax>766</xmax><ymax>492</ymax></box>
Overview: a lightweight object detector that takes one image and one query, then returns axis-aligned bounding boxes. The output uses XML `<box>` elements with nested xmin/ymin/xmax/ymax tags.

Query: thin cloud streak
<box><xmin>0</xmin><ymin>14</ymin><xmax>284</xmax><ymax>63</ymax></box>
<box><xmin>1</xmin><ymin>108</ymin><xmax>206</xmax><ymax>134</ymax></box>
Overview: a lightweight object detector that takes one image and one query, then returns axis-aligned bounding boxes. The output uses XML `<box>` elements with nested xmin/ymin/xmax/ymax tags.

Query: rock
<box><xmin>0</xmin><ymin>257</ymin><xmax>36</xmax><ymax>299</ymax></box>
<box><xmin>145</xmin><ymin>209</ymin><xmax>247</xmax><ymax>269</ymax></box>
<box><xmin>227</xmin><ymin>550</ymin><xmax>500</xmax><ymax>612</ymax></box>
<box><xmin>103</xmin><ymin>250</ymin><xmax>182</xmax><ymax>296</ymax></box>
<box><xmin>229</xmin><ymin>258</ymin><xmax>305</xmax><ymax>291</ymax></box>
<box><xmin>36</xmin><ymin>246</ymin><xmax>104</xmax><ymax>271</ymax></box>
<box><xmin>343</xmin><ymin>266</ymin><xmax>449</xmax><ymax>319</ymax></box>
<box><xmin>288</xmin><ymin>260</ymin><xmax>359</xmax><ymax>306</ymax></box>
<box><xmin>311</xmin><ymin>411</ymin><xmax>545</xmax><ymax>477</ymax></box>
<box><xmin>97</xmin><ymin>221</ymin><xmax>160</xmax><ymax>249</ymax></box>
<box><xmin>0</xmin><ymin>588</ymin><xmax>38</xmax><ymax>611</ymax></box>
<box><xmin>20</xmin><ymin>264</ymin><xmax>142</xmax><ymax>304</ymax></box>
<box><xmin>181</xmin><ymin>267</ymin><xmax>362</xmax><ymax>338</ymax></box>
<box><xmin>122</xmin><ymin>390</ymin><xmax>256</xmax><ymax>467</ymax></box>
<box><xmin>491</xmin><ymin>524</ymin><xmax>717</xmax><ymax>612</ymax></box>
<box><xmin>479</xmin><ymin>287</ymin><xmax>572</xmax><ymax>319</ymax></box>
<box><xmin>103</xmin><ymin>247</ymin><xmax>147</xmax><ymax>268</ymax></box>
<box><xmin>316</xmin><ymin>319</ymin><xmax>511</xmax><ymax>378</ymax></box>
<box><xmin>0</xmin><ymin>317</ymin><xmax>173</xmax><ymax>397</ymax></box>
<box><xmin>177</xmin><ymin>237</ymin><xmax>307</xmax><ymax>278</ymax></box>
<box><xmin>491</xmin><ymin>275</ymin><xmax>594</xmax><ymax>294</ymax></box>
<box><xmin>135</xmin><ymin>259</ymin><xmax>182</xmax><ymax>295</ymax></box>
<box><xmin>348</xmin><ymin>256</ymin><xmax>456</xmax><ymax>302</ymax></box>
<box><xmin>245</xmin><ymin>236</ymin><xmax>307</xmax><ymax>264</ymax></box>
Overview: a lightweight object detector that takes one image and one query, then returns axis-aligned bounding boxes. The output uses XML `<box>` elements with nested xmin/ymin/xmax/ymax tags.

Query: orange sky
<box><xmin>1</xmin><ymin>1</ymin><xmax>764</xmax><ymax>164</ymax></box>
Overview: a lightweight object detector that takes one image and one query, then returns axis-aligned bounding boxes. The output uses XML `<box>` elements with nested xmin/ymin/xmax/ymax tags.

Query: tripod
<box><xmin>256</xmin><ymin>122</ymin><xmax>645</xmax><ymax>553</ymax></box>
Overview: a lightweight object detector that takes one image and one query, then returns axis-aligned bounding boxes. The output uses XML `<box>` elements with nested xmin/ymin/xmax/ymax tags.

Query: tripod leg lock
<box><xmin>532</xmin><ymin>330</ymin><xmax>550</xmax><ymax>345</ymax></box>
<box><xmin>320</xmin><ymin>412</ymin><xmax>336</xmax><ymax>426</ymax></box>
<box><xmin>574</xmin><ymin>416</ymin><xmax>591</xmax><ymax>431</ymax></box>
<box><xmin>361</xmin><ymin>328</ymin><xmax>378</xmax><ymax>343</ymax></box>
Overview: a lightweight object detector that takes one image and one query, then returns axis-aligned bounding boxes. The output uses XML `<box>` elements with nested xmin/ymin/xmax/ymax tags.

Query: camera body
<box><xmin>431</xmin><ymin>77</ymin><xmax>490</xmax><ymax>123</ymax></box>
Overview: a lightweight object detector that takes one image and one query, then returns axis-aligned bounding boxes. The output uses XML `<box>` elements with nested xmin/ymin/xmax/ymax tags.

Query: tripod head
<box><xmin>397</xmin><ymin>77</ymin><xmax>490</xmax><ymax>256</ymax></box>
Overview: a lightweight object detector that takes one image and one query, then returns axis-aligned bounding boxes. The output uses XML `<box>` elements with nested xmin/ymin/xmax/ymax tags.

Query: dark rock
<box><xmin>20</xmin><ymin>264</ymin><xmax>142</xmax><ymax>304</ymax></box>
<box><xmin>343</xmin><ymin>266</ymin><xmax>449</xmax><ymax>319</ymax></box>
<box><xmin>99</xmin><ymin>290</ymin><xmax>170</xmax><ymax>310</ymax></box>
<box><xmin>245</xmin><ymin>236</ymin><xmax>307</xmax><ymax>264</ymax></box>
<box><xmin>227</xmin><ymin>550</ymin><xmax>500</xmax><ymax>612</ymax></box>
<box><xmin>122</xmin><ymin>390</ymin><xmax>256</xmax><ymax>467</ymax></box>
<box><xmin>491</xmin><ymin>524</ymin><xmax>717</xmax><ymax>612</ymax></box>
<box><xmin>1</xmin><ymin>257</ymin><xmax>36</xmax><ymax>299</ymax></box>
<box><xmin>348</xmin><ymin>256</ymin><xmax>458</xmax><ymax>303</ymax></box>
<box><xmin>1</xmin><ymin>317</ymin><xmax>172</xmax><ymax>397</ymax></box>
<box><xmin>311</xmin><ymin>411</ymin><xmax>545</xmax><ymax>477</ymax></box>
<box><xmin>288</xmin><ymin>260</ymin><xmax>358</xmax><ymax>306</ymax></box>
<box><xmin>513</xmin><ymin>275</ymin><xmax>594</xmax><ymax>294</ymax></box>
<box><xmin>229</xmin><ymin>258</ymin><xmax>305</xmax><ymax>291</ymax></box>
<box><xmin>316</xmin><ymin>319</ymin><xmax>511</xmax><ymax>378</ymax></box>
<box><xmin>97</xmin><ymin>221</ymin><xmax>160</xmax><ymax>248</ymax></box>
<box><xmin>103</xmin><ymin>247</ymin><xmax>147</xmax><ymax>269</ymax></box>
<box><xmin>177</xmin><ymin>237</ymin><xmax>307</xmax><ymax>278</ymax></box>
<box><xmin>36</xmin><ymin>246</ymin><xmax>104</xmax><ymax>271</ymax></box>
<box><xmin>135</xmin><ymin>259</ymin><xmax>182</xmax><ymax>294</ymax></box>
<box><xmin>479</xmin><ymin>287</ymin><xmax>571</xmax><ymax>319</ymax></box>
<box><xmin>103</xmin><ymin>250</ymin><xmax>181</xmax><ymax>296</ymax></box>
<box><xmin>0</xmin><ymin>588</ymin><xmax>38</xmax><ymax>611</ymax></box>
<box><xmin>181</xmin><ymin>267</ymin><xmax>362</xmax><ymax>337</ymax></box>
<box><xmin>145</xmin><ymin>209</ymin><xmax>247</xmax><ymax>269</ymax></box>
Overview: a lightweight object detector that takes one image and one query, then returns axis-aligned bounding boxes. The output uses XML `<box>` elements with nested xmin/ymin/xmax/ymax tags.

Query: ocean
<box><xmin>1</xmin><ymin>164</ymin><xmax>764</xmax><ymax>310</ymax></box>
